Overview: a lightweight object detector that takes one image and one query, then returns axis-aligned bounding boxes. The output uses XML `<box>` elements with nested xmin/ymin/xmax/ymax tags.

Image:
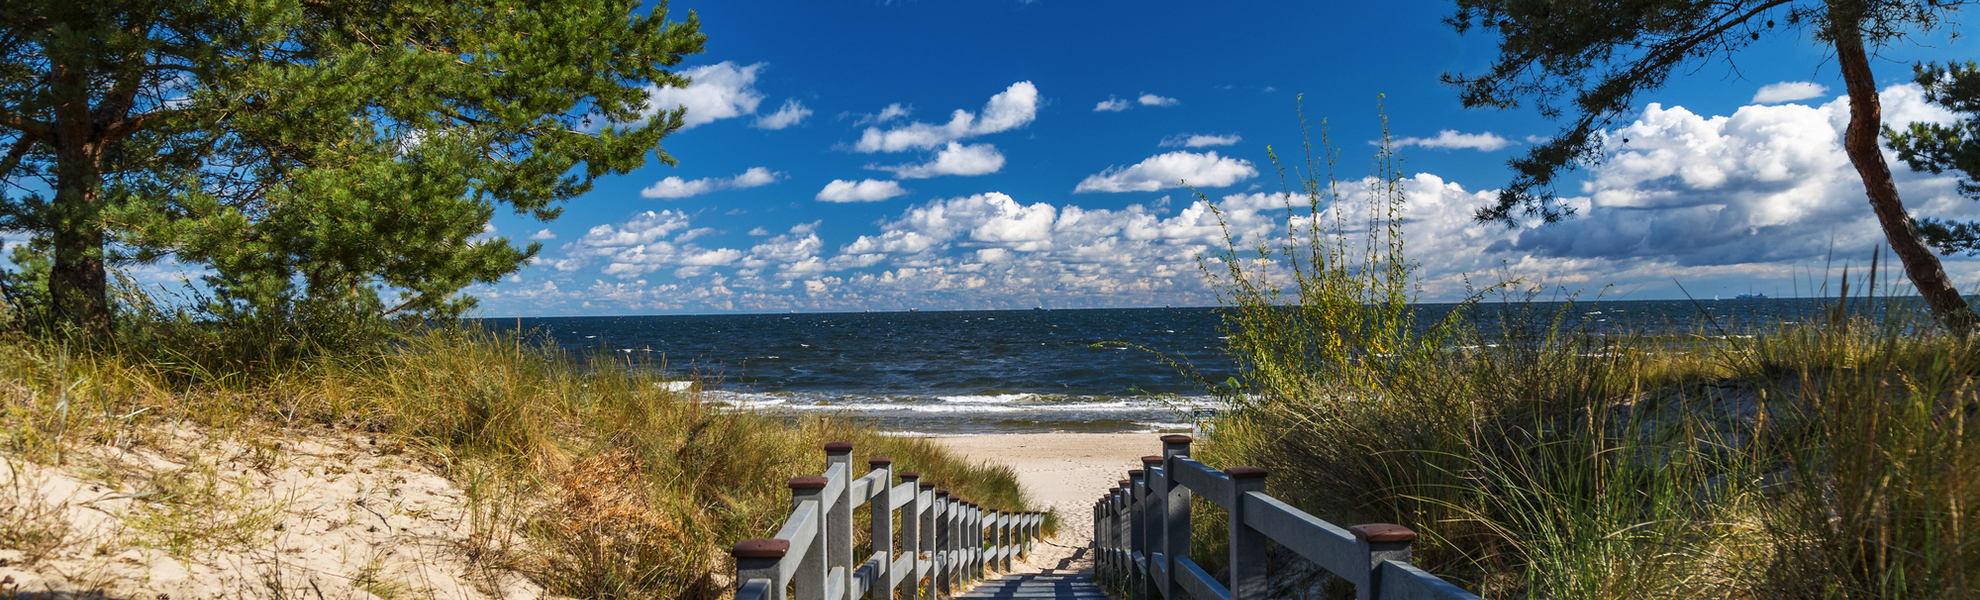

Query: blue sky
<box><xmin>146</xmin><ymin>1</ymin><xmax>1980</xmax><ymax>315</ymax></box>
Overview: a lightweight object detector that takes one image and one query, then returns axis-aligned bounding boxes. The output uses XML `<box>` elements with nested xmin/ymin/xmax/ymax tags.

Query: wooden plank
<box><xmin>773</xmin><ymin>501</ymin><xmax>820</xmax><ymax>574</ymax></box>
<box><xmin>819</xmin><ymin>464</ymin><xmax>846</xmax><ymax>512</ymax></box>
<box><xmin>1169</xmin><ymin>458</ymin><xmax>1232</xmax><ymax>509</ymax></box>
<box><xmin>824</xmin><ymin>567</ymin><xmax>844</xmax><ymax>600</ymax></box>
<box><xmin>1240</xmin><ymin>491</ymin><xmax>1363</xmax><ymax>584</ymax></box>
<box><xmin>1376</xmin><ymin>560</ymin><xmax>1484</xmax><ymax>600</ymax></box>
<box><xmin>890</xmin><ymin>482</ymin><xmax>918</xmax><ymax>510</ymax></box>
<box><xmin>891</xmin><ymin>554</ymin><xmax>913</xmax><ymax>586</ymax></box>
<box><xmin>736</xmin><ymin>578</ymin><xmax>772</xmax><ymax>600</ymax></box>
<box><xmin>1174</xmin><ymin>555</ymin><xmax>1232</xmax><ymax>600</ymax></box>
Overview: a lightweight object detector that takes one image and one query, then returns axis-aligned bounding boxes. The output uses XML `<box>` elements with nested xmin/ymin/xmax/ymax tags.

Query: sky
<box><xmin>148</xmin><ymin>2</ymin><xmax>1980</xmax><ymax>314</ymax></box>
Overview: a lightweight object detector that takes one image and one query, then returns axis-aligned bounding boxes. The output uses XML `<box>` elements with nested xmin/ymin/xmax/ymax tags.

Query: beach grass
<box><xmin>1186</xmin><ymin>109</ymin><xmax>1980</xmax><ymax>598</ymax></box>
<box><xmin>0</xmin><ymin>320</ymin><xmax>1032</xmax><ymax>598</ymax></box>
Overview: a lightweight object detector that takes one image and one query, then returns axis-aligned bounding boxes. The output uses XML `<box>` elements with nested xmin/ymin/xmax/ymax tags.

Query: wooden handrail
<box><xmin>730</xmin><ymin>442</ymin><xmax>1046</xmax><ymax>600</ymax></box>
<box><xmin>1095</xmin><ymin>435</ymin><xmax>1484</xmax><ymax>600</ymax></box>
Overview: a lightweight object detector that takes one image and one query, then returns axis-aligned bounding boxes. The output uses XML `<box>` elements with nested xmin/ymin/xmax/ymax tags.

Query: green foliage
<box><xmin>1198</xmin><ymin>100</ymin><xmax>1467</xmax><ymax>407</ymax></box>
<box><xmin>1887</xmin><ymin>60</ymin><xmax>1980</xmax><ymax>255</ymax></box>
<box><xmin>0</xmin><ymin>0</ymin><xmax>705</xmax><ymax>332</ymax></box>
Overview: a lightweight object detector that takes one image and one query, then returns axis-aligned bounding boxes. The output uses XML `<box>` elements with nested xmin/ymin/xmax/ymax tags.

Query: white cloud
<box><xmin>529</xmin><ymin>229</ymin><xmax>557</xmax><ymax>241</ymax></box>
<box><xmin>640</xmin><ymin>167</ymin><xmax>785</xmax><ymax>199</ymax></box>
<box><xmin>1073</xmin><ymin>151</ymin><xmax>1258</xmax><ymax>193</ymax></box>
<box><xmin>868</xmin><ymin>142</ymin><xmax>1006</xmax><ymax>179</ymax></box>
<box><xmin>644</xmin><ymin>62</ymin><xmax>766</xmax><ymax>129</ymax></box>
<box><xmin>1138</xmin><ymin>94</ymin><xmax>1180</xmax><ymax>107</ymax></box>
<box><xmin>816</xmin><ymin>179</ymin><xmax>910</xmax><ymax>203</ymax></box>
<box><xmin>1160</xmin><ymin>133</ymin><xmax>1241</xmax><ymax>148</ymax></box>
<box><xmin>855</xmin><ymin>82</ymin><xmax>1039</xmax><ymax>152</ymax></box>
<box><xmin>1753</xmin><ymin>81</ymin><xmax>1829</xmax><ymax>104</ymax></box>
<box><xmin>1391</xmin><ymin>130</ymin><xmax>1515</xmax><ymax>151</ymax></box>
<box><xmin>754</xmin><ymin>99</ymin><xmax>813</xmax><ymax>129</ymax></box>
<box><xmin>1094</xmin><ymin>96</ymin><xmax>1131</xmax><ymax>112</ymax></box>
<box><xmin>856</xmin><ymin>103</ymin><xmax>913</xmax><ymax>125</ymax></box>
<box><xmin>479</xmin><ymin>83</ymin><xmax>1980</xmax><ymax>315</ymax></box>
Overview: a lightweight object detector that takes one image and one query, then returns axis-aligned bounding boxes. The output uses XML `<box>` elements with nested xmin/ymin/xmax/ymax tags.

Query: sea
<box><xmin>474</xmin><ymin>297</ymin><xmax>1922</xmax><ymax>435</ymax></box>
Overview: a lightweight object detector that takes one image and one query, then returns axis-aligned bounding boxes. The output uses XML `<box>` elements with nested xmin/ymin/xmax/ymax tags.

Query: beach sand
<box><xmin>929</xmin><ymin>432</ymin><xmax>1171</xmax><ymax>575</ymax></box>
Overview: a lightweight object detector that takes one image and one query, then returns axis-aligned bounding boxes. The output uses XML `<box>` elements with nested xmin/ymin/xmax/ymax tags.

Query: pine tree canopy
<box><xmin>0</xmin><ymin>0</ymin><xmax>705</xmax><ymax>330</ymax></box>
<box><xmin>1888</xmin><ymin>61</ymin><xmax>1980</xmax><ymax>255</ymax></box>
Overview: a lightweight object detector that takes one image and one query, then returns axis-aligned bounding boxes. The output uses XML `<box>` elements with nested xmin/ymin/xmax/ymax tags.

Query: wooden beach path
<box><xmin>727</xmin><ymin>435</ymin><xmax>1484</xmax><ymax>600</ymax></box>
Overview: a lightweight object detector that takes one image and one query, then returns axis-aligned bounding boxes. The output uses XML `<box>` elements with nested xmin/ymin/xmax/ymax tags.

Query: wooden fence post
<box><xmin>899</xmin><ymin>473</ymin><xmax>923</xmax><ymax>600</ymax></box>
<box><xmin>1128</xmin><ymin>469</ymin><xmax>1147</xmax><ymax>598</ymax></box>
<box><xmin>1226</xmin><ymin>466</ymin><xmax>1269</xmax><ymax>600</ymax></box>
<box><xmin>1350</xmin><ymin>524</ymin><xmax>1419</xmax><ymax>600</ymax></box>
<box><xmin>867</xmin><ymin>457</ymin><xmax>893</xmax><ymax>599</ymax></box>
<box><xmin>733</xmin><ymin>538</ymin><xmax>789</xmax><ymax>600</ymax></box>
<box><xmin>1140</xmin><ymin>455</ymin><xmax>1167</xmax><ymax>598</ymax></box>
<box><xmin>822</xmin><ymin>442</ymin><xmax>854</xmax><ymax>599</ymax></box>
<box><xmin>790</xmin><ymin>476</ymin><xmax>830</xmax><ymax>600</ymax></box>
<box><xmin>934</xmin><ymin>489</ymin><xmax>952</xmax><ymax>596</ymax></box>
<box><xmin>1161</xmin><ymin>434</ymin><xmax>1193</xmax><ymax>600</ymax></box>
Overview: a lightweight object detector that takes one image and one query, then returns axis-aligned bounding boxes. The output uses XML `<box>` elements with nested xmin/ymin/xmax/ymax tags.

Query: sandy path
<box><xmin>929</xmin><ymin>433</ymin><xmax>1171</xmax><ymax>576</ymax></box>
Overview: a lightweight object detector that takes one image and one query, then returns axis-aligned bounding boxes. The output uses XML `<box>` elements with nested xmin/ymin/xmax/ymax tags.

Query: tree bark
<box><xmin>1831</xmin><ymin>3</ymin><xmax>1977</xmax><ymax>336</ymax></box>
<box><xmin>48</xmin><ymin>56</ymin><xmax>110</xmax><ymax>336</ymax></box>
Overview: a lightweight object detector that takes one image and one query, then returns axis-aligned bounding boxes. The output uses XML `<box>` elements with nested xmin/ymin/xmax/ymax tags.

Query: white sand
<box><xmin>928</xmin><ymin>432</ymin><xmax>1173</xmax><ymax>575</ymax></box>
<box><xmin>0</xmin><ymin>425</ymin><xmax>543</xmax><ymax>600</ymax></box>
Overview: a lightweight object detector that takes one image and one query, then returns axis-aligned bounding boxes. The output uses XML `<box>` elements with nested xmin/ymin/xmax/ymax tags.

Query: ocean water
<box><xmin>476</xmin><ymin>297</ymin><xmax>1920</xmax><ymax>434</ymax></box>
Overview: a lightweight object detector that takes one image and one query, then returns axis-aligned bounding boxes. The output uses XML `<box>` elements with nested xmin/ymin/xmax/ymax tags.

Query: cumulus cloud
<box><xmin>856</xmin><ymin>103</ymin><xmax>913</xmax><ymax>125</ymax></box>
<box><xmin>1094</xmin><ymin>96</ymin><xmax>1131</xmax><ymax>112</ymax></box>
<box><xmin>640</xmin><ymin>167</ymin><xmax>785</xmax><ymax>199</ymax></box>
<box><xmin>1160</xmin><ymin>133</ymin><xmax>1241</xmax><ymax>148</ymax></box>
<box><xmin>1138</xmin><ymin>94</ymin><xmax>1180</xmax><ymax>107</ymax></box>
<box><xmin>1074</xmin><ymin>151</ymin><xmax>1258</xmax><ymax>193</ymax></box>
<box><xmin>855</xmin><ymin>82</ymin><xmax>1039</xmax><ymax>152</ymax></box>
<box><xmin>868</xmin><ymin>142</ymin><xmax>1006</xmax><ymax>179</ymax></box>
<box><xmin>1391</xmin><ymin>130</ymin><xmax>1515</xmax><ymax>151</ymax></box>
<box><xmin>529</xmin><ymin>229</ymin><xmax>557</xmax><ymax>241</ymax></box>
<box><xmin>478</xmin><ymin>83</ymin><xmax>1980</xmax><ymax>315</ymax></box>
<box><xmin>1753</xmin><ymin>81</ymin><xmax>1829</xmax><ymax>104</ymax></box>
<box><xmin>754</xmin><ymin>99</ymin><xmax>813</xmax><ymax>129</ymax></box>
<box><xmin>817</xmin><ymin>179</ymin><xmax>910</xmax><ymax>202</ymax></box>
<box><xmin>644</xmin><ymin>62</ymin><xmax>766</xmax><ymax>129</ymax></box>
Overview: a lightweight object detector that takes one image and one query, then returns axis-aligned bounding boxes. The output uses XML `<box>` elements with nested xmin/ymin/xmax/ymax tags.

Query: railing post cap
<box><xmin>732</xmin><ymin>538</ymin><xmax>791</xmax><ymax>558</ymax></box>
<box><xmin>918</xmin><ymin>481</ymin><xmax>936</xmax><ymax>489</ymax></box>
<box><xmin>1225</xmin><ymin>466</ymin><xmax>1270</xmax><ymax>480</ymax></box>
<box><xmin>1160</xmin><ymin>434</ymin><xmax>1194</xmax><ymax>445</ymax></box>
<box><xmin>823</xmin><ymin>441</ymin><xmax>854</xmax><ymax>453</ymax></box>
<box><xmin>1127</xmin><ymin>469</ymin><xmax>1145</xmax><ymax>478</ymax></box>
<box><xmin>868</xmin><ymin>456</ymin><xmax>894</xmax><ymax>467</ymax></box>
<box><xmin>899</xmin><ymin>471</ymin><xmax>922</xmax><ymax>480</ymax></box>
<box><xmin>1350</xmin><ymin>523</ymin><xmax>1419</xmax><ymax>544</ymax></box>
<box><xmin>1117</xmin><ymin>479</ymin><xmax>1130</xmax><ymax>486</ymax></box>
<box><xmin>935</xmin><ymin>489</ymin><xmax>951</xmax><ymax>497</ymax></box>
<box><xmin>788</xmin><ymin>476</ymin><xmax>829</xmax><ymax>489</ymax></box>
<box><xmin>1141</xmin><ymin>455</ymin><xmax>1164</xmax><ymax>465</ymax></box>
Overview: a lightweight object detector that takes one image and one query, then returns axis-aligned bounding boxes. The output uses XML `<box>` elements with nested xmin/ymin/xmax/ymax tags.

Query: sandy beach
<box><xmin>929</xmin><ymin>432</ymin><xmax>1172</xmax><ymax>575</ymax></box>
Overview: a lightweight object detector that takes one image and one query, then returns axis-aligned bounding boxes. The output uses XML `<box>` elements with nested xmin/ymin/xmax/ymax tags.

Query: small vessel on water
<box><xmin>1736</xmin><ymin>293</ymin><xmax>1768</xmax><ymax>299</ymax></box>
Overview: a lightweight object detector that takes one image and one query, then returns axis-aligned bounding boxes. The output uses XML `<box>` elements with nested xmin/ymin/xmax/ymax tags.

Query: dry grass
<box><xmin>0</xmin><ymin>325</ymin><xmax>1033</xmax><ymax>599</ymax></box>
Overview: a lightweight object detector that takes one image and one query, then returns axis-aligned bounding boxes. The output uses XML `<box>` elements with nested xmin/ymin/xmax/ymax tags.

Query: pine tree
<box><xmin>1887</xmin><ymin>61</ymin><xmax>1980</xmax><ymax>255</ymax></box>
<box><xmin>0</xmin><ymin>0</ymin><xmax>704</xmax><ymax>335</ymax></box>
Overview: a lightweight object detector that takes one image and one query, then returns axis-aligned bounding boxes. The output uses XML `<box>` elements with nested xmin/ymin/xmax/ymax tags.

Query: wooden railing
<box><xmin>1096</xmin><ymin>435</ymin><xmax>1482</xmax><ymax>600</ymax></box>
<box><xmin>730</xmin><ymin>441</ymin><xmax>1046</xmax><ymax>600</ymax></box>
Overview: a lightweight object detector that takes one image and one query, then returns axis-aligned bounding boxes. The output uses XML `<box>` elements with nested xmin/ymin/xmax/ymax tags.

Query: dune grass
<box><xmin>1186</xmin><ymin>111</ymin><xmax>1980</xmax><ymax>598</ymax></box>
<box><xmin>0</xmin><ymin>322</ymin><xmax>1032</xmax><ymax>599</ymax></box>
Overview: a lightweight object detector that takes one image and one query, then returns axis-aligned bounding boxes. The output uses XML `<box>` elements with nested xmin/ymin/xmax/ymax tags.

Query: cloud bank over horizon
<box><xmin>468</xmin><ymin>85</ymin><xmax>1980</xmax><ymax>314</ymax></box>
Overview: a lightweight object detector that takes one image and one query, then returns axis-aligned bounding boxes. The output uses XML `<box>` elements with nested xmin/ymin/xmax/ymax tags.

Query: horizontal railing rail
<box><xmin>1096</xmin><ymin>435</ymin><xmax>1483</xmax><ymax>600</ymax></box>
<box><xmin>731</xmin><ymin>442</ymin><xmax>1045</xmax><ymax>600</ymax></box>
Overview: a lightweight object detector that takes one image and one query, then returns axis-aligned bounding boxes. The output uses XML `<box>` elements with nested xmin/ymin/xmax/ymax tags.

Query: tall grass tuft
<box><xmin>1193</xmin><ymin>105</ymin><xmax>1980</xmax><ymax>598</ymax></box>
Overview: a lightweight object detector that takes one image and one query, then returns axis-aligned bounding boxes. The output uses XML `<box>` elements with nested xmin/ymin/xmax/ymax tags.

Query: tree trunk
<box><xmin>48</xmin><ymin>60</ymin><xmax>111</xmax><ymax>337</ymax></box>
<box><xmin>1831</xmin><ymin>4</ymin><xmax>1977</xmax><ymax>336</ymax></box>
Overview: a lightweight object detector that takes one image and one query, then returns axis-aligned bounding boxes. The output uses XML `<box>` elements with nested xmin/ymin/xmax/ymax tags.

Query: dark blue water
<box><xmin>475</xmin><ymin>297</ymin><xmax>1922</xmax><ymax>434</ymax></box>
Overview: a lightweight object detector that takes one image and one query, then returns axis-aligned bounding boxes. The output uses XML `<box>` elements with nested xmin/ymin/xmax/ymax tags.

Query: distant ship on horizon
<box><xmin>1736</xmin><ymin>293</ymin><xmax>1768</xmax><ymax>300</ymax></box>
